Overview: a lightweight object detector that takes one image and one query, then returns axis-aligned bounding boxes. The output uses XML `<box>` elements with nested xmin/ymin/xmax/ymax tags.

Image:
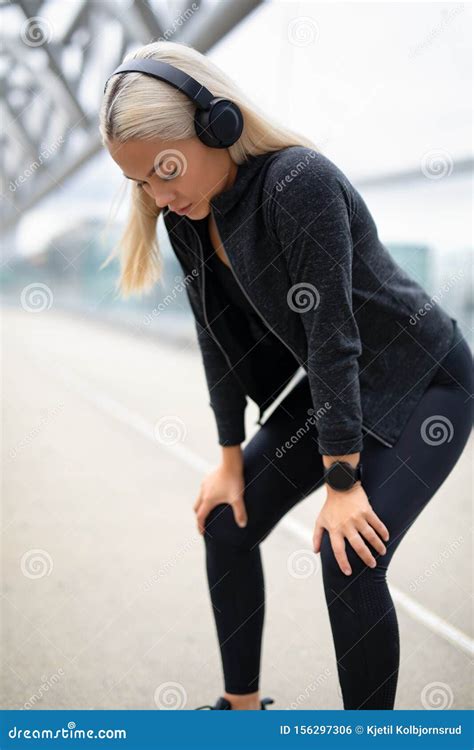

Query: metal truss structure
<box><xmin>1</xmin><ymin>0</ymin><xmax>264</xmax><ymax>230</ymax></box>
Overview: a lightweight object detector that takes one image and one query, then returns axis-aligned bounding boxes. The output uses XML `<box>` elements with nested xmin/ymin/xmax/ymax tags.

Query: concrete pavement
<box><xmin>1</xmin><ymin>307</ymin><xmax>472</xmax><ymax>711</ymax></box>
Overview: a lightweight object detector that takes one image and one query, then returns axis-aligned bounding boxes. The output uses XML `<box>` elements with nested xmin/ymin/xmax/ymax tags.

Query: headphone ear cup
<box><xmin>194</xmin><ymin>98</ymin><xmax>243</xmax><ymax>148</ymax></box>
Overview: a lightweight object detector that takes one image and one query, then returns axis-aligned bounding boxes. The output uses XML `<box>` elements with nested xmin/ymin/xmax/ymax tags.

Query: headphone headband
<box><xmin>103</xmin><ymin>57</ymin><xmax>244</xmax><ymax>149</ymax></box>
<box><xmin>103</xmin><ymin>59</ymin><xmax>213</xmax><ymax>110</ymax></box>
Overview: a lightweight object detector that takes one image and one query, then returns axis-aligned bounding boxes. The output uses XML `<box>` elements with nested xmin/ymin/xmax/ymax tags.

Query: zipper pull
<box><xmin>255</xmin><ymin>406</ymin><xmax>264</xmax><ymax>427</ymax></box>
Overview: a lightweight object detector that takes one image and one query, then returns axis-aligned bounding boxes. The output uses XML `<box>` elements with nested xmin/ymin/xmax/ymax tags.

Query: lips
<box><xmin>172</xmin><ymin>203</ymin><xmax>192</xmax><ymax>215</ymax></box>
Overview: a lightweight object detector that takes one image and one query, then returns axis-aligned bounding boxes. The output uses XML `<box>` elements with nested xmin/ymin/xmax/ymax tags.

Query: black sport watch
<box><xmin>323</xmin><ymin>461</ymin><xmax>363</xmax><ymax>491</ymax></box>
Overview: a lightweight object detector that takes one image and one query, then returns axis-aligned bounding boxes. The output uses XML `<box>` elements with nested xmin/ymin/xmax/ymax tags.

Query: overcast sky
<box><xmin>6</xmin><ymin>0</ymin><xmax>472</xmax><ymax>255</ymax></box>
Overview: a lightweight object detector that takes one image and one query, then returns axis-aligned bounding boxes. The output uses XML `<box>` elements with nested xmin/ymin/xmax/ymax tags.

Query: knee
<box><xmin>203</xmin><ymin>503</ymin><xmax>252</xmax><ymax>551</ymax></box>
<box><xmin>320</xmin><ymin>531</ymin><xmax>350</xmax><ymax>584</ymax></box>
<box><xmin>319</xmin><ymin>530</ymin><xmax>386</xmax><ymax>588</ymax></box>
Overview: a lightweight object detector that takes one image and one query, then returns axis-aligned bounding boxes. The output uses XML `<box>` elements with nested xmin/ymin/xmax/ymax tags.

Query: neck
<box><xmin>223</xmin><ymin>159</ymin><xmax>238</xmax><ymax>192</ymax></box>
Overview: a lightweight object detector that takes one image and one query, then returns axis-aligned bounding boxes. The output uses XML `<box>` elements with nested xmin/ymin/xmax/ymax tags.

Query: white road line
<box><xmin>282</xmin><ymin>515</ymin><xmax>474</xmax><ymax>657</ymax></box>
<box><xmin>54</xmin><ymin>364</ymin><xmax>474</xmax><ymax>658</ymax></box>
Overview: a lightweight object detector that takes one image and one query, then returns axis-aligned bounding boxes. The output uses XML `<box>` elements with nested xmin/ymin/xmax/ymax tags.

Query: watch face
<box><xmin>328</xmin><ymin>463</ymin><xmax>354</xmax><ymax>491</ymax></box>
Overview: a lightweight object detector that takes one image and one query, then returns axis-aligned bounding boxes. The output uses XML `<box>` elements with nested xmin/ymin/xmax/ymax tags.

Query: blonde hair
<box><xmin>99</xmin><ymin>40</ymin><xmax>319</xmax><ymax>299</ymax></box>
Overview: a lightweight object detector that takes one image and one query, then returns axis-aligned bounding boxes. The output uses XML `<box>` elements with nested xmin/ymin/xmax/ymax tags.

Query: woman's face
<box><xmin>106</xmin><ymin>136</ymin><xmax>237</xmax><ymax>219</ymax></box>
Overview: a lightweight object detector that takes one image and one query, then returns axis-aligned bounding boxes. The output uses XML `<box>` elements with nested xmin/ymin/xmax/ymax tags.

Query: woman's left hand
<box><xmin>312</xmin><ymin>483</ymin><xmax>390</xmax><ymax>575</ymax></box>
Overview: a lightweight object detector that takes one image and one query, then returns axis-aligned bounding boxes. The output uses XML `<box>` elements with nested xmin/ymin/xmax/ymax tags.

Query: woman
<box><xmin>99</xmin><ymin>41</ymin><xmax>473</xmax><ymax>710</ymax></box>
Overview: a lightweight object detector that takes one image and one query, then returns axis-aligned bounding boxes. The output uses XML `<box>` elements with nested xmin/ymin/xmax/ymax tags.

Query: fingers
<box><xmin>333</xmin><ymin>523</ymin><xmax>387</xmax><ymax>574</ymax></box>
<box><xmin>313</xmin><ymin>521</ymin><xmax>324</xmax><ymax>553</ymax></box>
<box><xmin>347</xmin><ymin>530</ymin><xmax>377</xmax><ymax>569</ymax></box>
<box><xmin>330</xmin><ymin>522</ymin><xmax>389</xmax><ymax>576</ymax></box>
<box><xmin>366</xmin><ymin>508</ymin><xmax>390</xmax><ymax>542</ymax></box>
<box><xmin>317</xmin><ymin>497</ymin><xmax>391</xmax><ymax>576</ymax></box>
<box><xmin>193</xmin><ymin>485</ymin><xmax>203</xmax><ymax>514</ymax></box>
<box><xmin>194</xmin><ymin>483</ymin><xmax>207</xmax><ymax>536</ymax></box>
<box><xmin>193</xmin><ymin>495</ymin><xmax>202</xmax><ymax>514</ymax></box>
<box><xmin>193</xmin><ymin>487</ymin><xmax>247</xmax><ymax>536</ymax></box>
<box><xmin>196</xmin><ymin>503</ymin><xmax>208</xmax><ymax>534</ymax></box>
<box><xmin>193</xmin><ymin>494</ymin><xmax>204</xmax><ymax>534</ymax></box>
<box><xmin>230</xmin><ymin>495</ymin><xmax>247</xmax><ymax>528</ymax></box>
<box><xmin>359</xmin><ymin>521</ymin><xmax>387</xmax><ymax>556</ymax></box>
<box><xmin>346</xmin><ymin>517</ymin><xmax>388</xmax><ymax>570</ymax></box>
<box><xmin>331</xmin><ymin>533</ymin><xmax>352</xmax><ymax>576</ymax></box>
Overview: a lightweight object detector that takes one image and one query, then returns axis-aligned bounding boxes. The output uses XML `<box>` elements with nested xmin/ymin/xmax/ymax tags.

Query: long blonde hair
<box><xmin>99</xmin><ymin>40</ymin><xmax>319</xmax><ymax>299</ymax></box>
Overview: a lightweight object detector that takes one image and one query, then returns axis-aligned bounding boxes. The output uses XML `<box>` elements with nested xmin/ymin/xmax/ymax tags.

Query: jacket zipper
<box><xmin>359</xmin><ymin>425</ymin><xmax>393</xmax><ymax>448</ymax></box>
<box><xmin>210</xmin><ymin>207</ymin><xmax>304</xmax><ymax>427</ymax></box>
<box><xmin>191</xmin><ymin>209</ymin><xmax>394</xmax><ymax>447</ymax></box>
<box><xmin>185</xmin><ymin>218</ymin><xmax>250</xmax><ymax>403</ymax></box>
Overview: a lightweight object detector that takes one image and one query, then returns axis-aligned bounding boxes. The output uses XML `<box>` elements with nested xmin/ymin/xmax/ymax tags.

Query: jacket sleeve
<box><xmin>163</xmin><ymin>217</ymin><xmax>248</xmax><ymax>446</ymax></box>
<box><xmin>264</xmin><ymin>151</ymin><xmax>364</xmax><ymax>456</ymax></box>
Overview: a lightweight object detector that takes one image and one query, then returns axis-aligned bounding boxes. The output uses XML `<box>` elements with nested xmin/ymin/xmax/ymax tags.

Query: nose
<box><xmin>154</xmin><ymin>194</ymin><xmax>175</xmax><ymax>210</ymax></box>
<box><xmin>148</xmin><ymin>185</ymin><xmax>176</xmax><ymax>209</ymax></box>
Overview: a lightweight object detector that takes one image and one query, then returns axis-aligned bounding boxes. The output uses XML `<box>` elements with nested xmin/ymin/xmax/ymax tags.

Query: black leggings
<box><xmin>202</xmin><ymin>323</ymin><xmax>473</xmax><ymax>709</ymax></box>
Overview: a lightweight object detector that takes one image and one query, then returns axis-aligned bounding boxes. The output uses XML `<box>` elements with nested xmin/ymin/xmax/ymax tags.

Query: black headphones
<box><xmin>103</xmin><ymin>58</ymin><xmax>244</xmax><ymax>149</ymax></box>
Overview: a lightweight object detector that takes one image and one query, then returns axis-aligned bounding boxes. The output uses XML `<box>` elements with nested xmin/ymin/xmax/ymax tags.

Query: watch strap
<box><xmin>323</xmin><ymin>460</ymin><xmax>363</xmax><ymax>489</ymax></box>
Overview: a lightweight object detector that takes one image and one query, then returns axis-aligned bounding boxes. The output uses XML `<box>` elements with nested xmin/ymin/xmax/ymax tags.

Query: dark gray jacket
<box><xmin>163</xmin><ymin>146</ymin><xmax>455</xmax><ymax>456</ymax></box>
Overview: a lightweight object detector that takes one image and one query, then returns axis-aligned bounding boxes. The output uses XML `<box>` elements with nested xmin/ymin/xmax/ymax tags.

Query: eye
<box><xmin>160</xmin><ymin>165</ymin><xmax>178</xmax><ymax>181</ymax></box>
<box><xmin>135</xmin><ymin>165</ymin><xmax>178</xmax><ymax>188</ymax></box>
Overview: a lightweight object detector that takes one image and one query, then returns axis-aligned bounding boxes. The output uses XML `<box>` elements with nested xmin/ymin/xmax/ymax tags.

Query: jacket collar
<box><xmin>209</xmin><ymin>151</ymin><xmax>276</xmax><ymax>217</ymax></box>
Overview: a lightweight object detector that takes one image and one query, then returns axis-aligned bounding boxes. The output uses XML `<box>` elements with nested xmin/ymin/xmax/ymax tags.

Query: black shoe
<box><xmin>195</xmin><ymin>695</ymin><xmax>274</xmax><ymax>710</ymax></box>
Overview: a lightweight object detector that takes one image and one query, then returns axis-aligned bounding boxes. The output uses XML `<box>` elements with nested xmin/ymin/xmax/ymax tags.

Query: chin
<box><xmin>190</xmin><ymin>203</ymin><xmax>209</xmax><ymax>219</ymax></box>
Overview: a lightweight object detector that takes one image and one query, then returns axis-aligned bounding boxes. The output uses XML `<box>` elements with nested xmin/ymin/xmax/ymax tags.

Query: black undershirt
<box><xmin>205</xmin><ymin>243</ymin><xmax>301</xmax><ymax>413</ymax></box>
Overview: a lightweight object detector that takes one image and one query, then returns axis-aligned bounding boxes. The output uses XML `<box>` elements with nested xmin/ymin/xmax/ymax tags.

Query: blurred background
<box><xmin>1</xmin><ymin>0</ymin><xmax>472</xmax><ymax>342</ymax></box>
<box><xmin>1</xmin><ymin>0</ymin><xmax>473</xmax><ymax>713</ymax></box>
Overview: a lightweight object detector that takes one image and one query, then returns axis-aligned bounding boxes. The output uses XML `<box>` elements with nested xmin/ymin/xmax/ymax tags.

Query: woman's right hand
<box><xmin>193</xmin><ymin>457</ymin><xmax>248</xmax><ymax>535</ymax></box>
